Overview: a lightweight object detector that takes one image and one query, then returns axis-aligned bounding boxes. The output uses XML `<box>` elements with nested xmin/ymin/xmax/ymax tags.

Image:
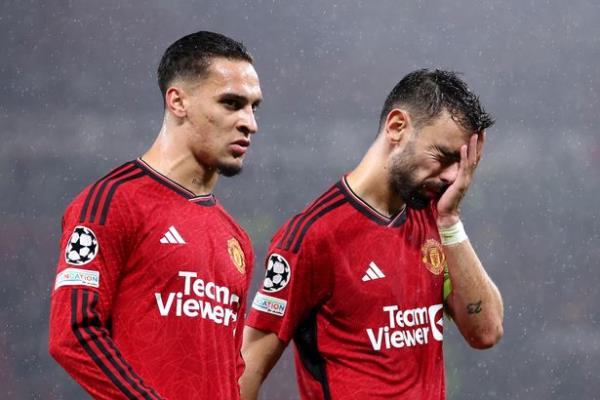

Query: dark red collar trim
<box><xmin>135</xmin><ymin>158</ymin><xmax>217</xmax><ymax>206</ymax></box>
<box><xmin>338</xmin><ymin>177</ymin><xmax>407</xmax><ymax>228</ymax></box>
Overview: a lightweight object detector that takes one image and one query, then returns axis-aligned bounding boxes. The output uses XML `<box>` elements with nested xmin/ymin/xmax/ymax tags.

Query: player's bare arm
<box><xmin>438</xmin><ymin>131</ymin><xmax>504</xmax><ymax>349</ymax></box>
<box><xmin>240</xmin><ymin>327</ymin><xmax>287</xmax><ymax>400</ymax></box>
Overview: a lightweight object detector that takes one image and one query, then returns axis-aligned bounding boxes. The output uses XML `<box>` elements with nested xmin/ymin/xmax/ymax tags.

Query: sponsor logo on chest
<box><xmin>155</xmin><ymin>271</ymin><xmax>241</xmax><ymax>327</ymax></box>
<box><xmin>366</xmin><ymin>304</ymin><xmax>444</xmax><ymax>351</ymax></box>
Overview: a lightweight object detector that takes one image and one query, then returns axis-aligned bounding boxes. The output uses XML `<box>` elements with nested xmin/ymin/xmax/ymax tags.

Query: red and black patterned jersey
<box><xmin>246</xmin><ymin>178</ymin><xmax>447</xmax><ymax>400</ymax></box>
<box><xmin>49</xmin><ymin>159</ymin><xmax>254</xmax><ymax>400</ymax></box>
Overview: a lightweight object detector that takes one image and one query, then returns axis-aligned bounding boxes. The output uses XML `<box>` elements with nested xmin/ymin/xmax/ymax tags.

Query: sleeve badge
<box><xmin>263</xmin><ymin>253</ymin><xmax>291</xmax><ymax>292</ymax></box>
<box><xmin>65</xmin><ymin>226</ymin><xmax>99</xmax><ymax>266</ymax></box>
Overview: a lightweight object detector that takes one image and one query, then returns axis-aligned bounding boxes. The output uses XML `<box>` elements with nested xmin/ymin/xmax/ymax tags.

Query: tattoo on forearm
<box><xmin>467</xmin><ymin>300</ymin><xmax>482</xmax><ymax>314</ymax></box>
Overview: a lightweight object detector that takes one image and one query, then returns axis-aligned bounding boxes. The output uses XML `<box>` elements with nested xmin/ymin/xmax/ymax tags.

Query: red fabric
<box><xmin>247</xmin><ymin>179</ymin><xmax>445</xmax><ymax>399</ymax></box>
<box><xmin>49</xmin><ymin>160</ymin><xmax>253</xmax><ymax>400</ymax></box>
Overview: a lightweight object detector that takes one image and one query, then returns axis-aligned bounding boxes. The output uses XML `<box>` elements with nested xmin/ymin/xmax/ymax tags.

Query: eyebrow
<box><xmin>218</xmin><ymin>93</ymin><xmax>262</xmax><ymax>107</ymax></box>
<box><xmin>433</xmin><ymin>145</ymin><xmax>461</xmax><ymax>162</ymax></box>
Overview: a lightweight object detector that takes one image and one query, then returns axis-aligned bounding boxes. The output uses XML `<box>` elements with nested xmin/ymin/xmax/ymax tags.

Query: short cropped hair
<box><xmin>379</xmin><ymin>69</ymin><xmax>494</xmax><ymax>133</ymax></box>
<box><xmin>157</xmin><ymin>31</ymin><xmax>253</xmax><ymax>98</ymax></box>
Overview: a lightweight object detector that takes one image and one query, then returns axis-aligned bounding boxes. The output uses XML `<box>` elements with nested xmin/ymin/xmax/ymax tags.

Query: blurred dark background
<box><xmin>1</xmin><ymin>1</ymin><xmax>599</xmax><ymax>398</ymax></box>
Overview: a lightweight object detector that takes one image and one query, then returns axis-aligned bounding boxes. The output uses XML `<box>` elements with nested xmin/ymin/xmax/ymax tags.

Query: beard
<box><xmin>388</xmin><ymin>141</ymin><xmax>447</xmax><ymax>210</ymax></box>
<box><xmin>217</xmin><ymin>162</ymin><xmax>243</xmax><ymax>177</ymax></box>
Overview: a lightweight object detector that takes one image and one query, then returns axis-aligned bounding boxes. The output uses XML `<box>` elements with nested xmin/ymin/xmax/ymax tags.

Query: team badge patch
<box><xmin>65</xmin><ymin>226</ymin><xmax>99</xmax><ymax>265</ymax></box>
<box><xmin>227</xmin><ymin>238</ymin><xmax>246</xmax><ymax>274</ymax></box>
<box><xmin>263</xmin><ymin>253</ymin><xmax>290</xmax><ymax>293</ymax></box>
<box><xmin>421</xmin><ymin>239</ymin><xmax>446</xmax><ymax>275</ymax></box>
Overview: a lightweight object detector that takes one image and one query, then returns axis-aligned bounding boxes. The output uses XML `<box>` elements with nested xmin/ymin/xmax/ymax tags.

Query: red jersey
<box><xmin>247</xmin><ymin>178</ymin><xmax>447</xmax><ymax>399</ymax></box>
<box><xmin>49</xmin><ymin>159</ymin><xmax>254</xmax><ymax>400</ymax></box>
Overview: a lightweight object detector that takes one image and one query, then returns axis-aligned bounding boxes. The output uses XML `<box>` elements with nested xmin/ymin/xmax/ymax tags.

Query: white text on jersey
<box><xmin>366</xmin><ymin>304</ymin><xmax>444</xmax><ymax>351</ymax></box>
<box><xmin>155</xmin><ymin>271</ymin><xmax>240</xmax><ymax>327</ymax></box>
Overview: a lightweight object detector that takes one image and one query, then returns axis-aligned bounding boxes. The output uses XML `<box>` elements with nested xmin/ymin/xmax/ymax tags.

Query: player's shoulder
<box><xmin>213</xmin><ymin>203</ymin><xmax>253</xmax><ymax>245</ymax></box>
<box><xmin>271</xmin><ymin>180</ymin><xmax>351</xmax><ymax>255</ymax></box>
<box><xmin>63</xmin><ymin>160</ymin><xmax>147</xmax><ymax>227</ymax></box>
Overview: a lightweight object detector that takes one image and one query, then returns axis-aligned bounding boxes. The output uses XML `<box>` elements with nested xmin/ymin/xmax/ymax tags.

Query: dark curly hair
<box><xmin>379</xmin><ymin>69</ymin><xmax>494</xmax><ymax>133</ymax></box>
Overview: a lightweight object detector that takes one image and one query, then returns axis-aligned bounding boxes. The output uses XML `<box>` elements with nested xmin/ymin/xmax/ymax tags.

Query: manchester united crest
<box><xmin>421</xmin><ymin>239</ymin><xmax>446</xmax><ymax>275</ymax></box>
<box><xmin>227</xmin><ymin>238</ymin><xmax>246</xmax><ymax>274</ymax></box>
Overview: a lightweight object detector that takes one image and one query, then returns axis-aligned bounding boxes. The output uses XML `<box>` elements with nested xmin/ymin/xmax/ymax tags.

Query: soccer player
<box><xmin>49</xmin><ymin>31</ymin><xmax>263</xmax><ymax>399</ymax></box>
<box><xmin>240</xmin><ymin>69</ymin><xmax>504</xmax><ymax>399</ymax></box>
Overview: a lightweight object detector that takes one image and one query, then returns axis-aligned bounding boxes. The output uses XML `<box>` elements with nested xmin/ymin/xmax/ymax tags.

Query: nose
<box><xmin>439</xmin><ymin>162</ymin><xmax>459</xmax><ymax>184</ymax></box>
<box><xmin>237</xmin><ymin>107</ymin><xmax>258</xmax><ymax>135</ymax></box>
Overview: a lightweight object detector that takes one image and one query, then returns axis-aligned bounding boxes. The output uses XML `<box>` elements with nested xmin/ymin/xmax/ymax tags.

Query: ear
<box><xmin>383</xmin><ymin>108</ymin><xmax>413</xmax><ymax>144</ymax></box>
<box><xmin>165</xmin><ymin>86</ymin><xmax>187</xmax><ymax>118</ymax></box>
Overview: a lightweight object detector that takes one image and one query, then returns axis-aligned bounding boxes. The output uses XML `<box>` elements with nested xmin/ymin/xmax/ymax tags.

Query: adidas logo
<box><xmin>362</xmin><ymin>261</ymin><xmax>385</xmax><ymax>281</ymax></box>
<box><xmin>160</xmin><ymin>226</ymin><xmax>186</xmax><ymax>244</ymax></box>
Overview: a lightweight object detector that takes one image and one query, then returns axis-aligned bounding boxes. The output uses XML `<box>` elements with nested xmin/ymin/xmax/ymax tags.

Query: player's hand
<box><xmin>436</xmin><ymin>131</ymin><xmax>485</xmax><ymax>228</ymax></box>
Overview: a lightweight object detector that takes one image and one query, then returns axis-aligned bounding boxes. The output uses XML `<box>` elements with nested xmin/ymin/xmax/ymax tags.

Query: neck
<box><xmin>346</xmin><ymin>137</ymin><xmax>405</xmax><ymax>218</ymax></box>
<box><xmin>141</xmin><ymin>120</ymin><xmax>218</xmax><ymax>196</ymax></box>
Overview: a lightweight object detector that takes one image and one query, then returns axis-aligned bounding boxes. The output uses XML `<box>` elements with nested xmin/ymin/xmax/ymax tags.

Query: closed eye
<box><xmin>432</xmin><ymin>145</ymin><xmax>460</xmax><ymax>165</ymax></box>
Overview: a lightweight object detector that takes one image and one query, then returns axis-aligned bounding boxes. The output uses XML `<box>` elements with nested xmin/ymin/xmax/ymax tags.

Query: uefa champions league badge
<box><xmin>65</xmin><ymin>226</ymin><xmax>99</xmax><ymax>266</ymax></box>
<box><xmin>262</xmin><ymin>253</ymin><xmax>291</xmax><ymax>293</ymax></box>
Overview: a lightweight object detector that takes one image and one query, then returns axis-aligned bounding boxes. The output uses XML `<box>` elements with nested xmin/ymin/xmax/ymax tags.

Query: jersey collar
<box><xmin>135</xmin><ymin>158</ymin><xmax>217</xmax><ymax>206</ymax></box>
<box><xmin>338</xmin><ymin>177</ymin><xmax>407</xmax><ymax>228</ymax></box>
